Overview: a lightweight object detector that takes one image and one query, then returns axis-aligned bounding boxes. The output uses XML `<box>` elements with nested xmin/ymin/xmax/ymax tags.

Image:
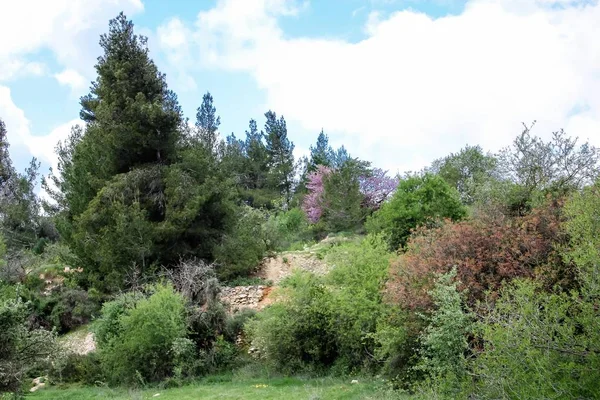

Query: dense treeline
<box><xmin>1</xmin><ymin>13</ymin><xmax>599</xmax><ymax>399</ymax></box>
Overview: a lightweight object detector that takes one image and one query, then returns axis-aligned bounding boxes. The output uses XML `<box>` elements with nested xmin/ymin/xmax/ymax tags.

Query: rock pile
<box><xmin>219</xmin><ymin>285</ymin><xmax>266</xmax><ymax>311</ymax></box>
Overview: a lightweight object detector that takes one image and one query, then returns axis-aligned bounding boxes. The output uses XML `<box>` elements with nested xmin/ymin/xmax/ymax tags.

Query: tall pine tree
<box><xmin>264</xmin><ymin>111</ymin><xmax>295</xmax><ymax>205</ymax></box>
<box><xmin>195</xmin><ymin>92</ymin><xmax>221</xmax><ymax>153</ymax></box>
<box><xmin>0</xmin><ymin>119</ymin><xmax>40</xmax><ymax>249</ymax></box>
<box><xmin>308</xmin><ymin>129</ymin><xmax>333</xmax><ymax>171</ymax></box>
<box><xmin>53</xmin><ymin>14</ymin><xmax>234</xmax><ymax>291</ymax></box>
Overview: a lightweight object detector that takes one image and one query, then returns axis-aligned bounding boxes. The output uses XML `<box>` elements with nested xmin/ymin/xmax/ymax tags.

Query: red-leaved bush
<box><xmin>386</xmin><ymin>199</ymin><xmax>569</xmax><ymax>311</ymax></box>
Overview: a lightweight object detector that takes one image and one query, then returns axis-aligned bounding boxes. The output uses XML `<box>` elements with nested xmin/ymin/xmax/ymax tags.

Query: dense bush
<box><xmin>247</xmin><ymin>236</ymin><xmax>391</xmax><ymax>373</ymax></box>
<box><xmin>246</xmin><ymin>271</ymin><xmax>336</xmax><ymax>372</ymax></box>
<box><xmin>472</xmin><ymin>279</ymin><xmax>600</xmax><ymax>399</ymax></box>
<box><xmin>0</xmin><ymin>298</ymin><xmax>58</xmax><ymax>395</ymax></box>
<box><xmin>387</xmin><ymin>199</ymin><xmax>567</xmax><ymax>311</ymax></box>
<box><xmin>263</xmin><ymin>207</ymin><xmax>312</xmax><ymax>251</ymax></box>
<box><xmin>366</xmin><ymin>173</ymin><xmax>466</xmax><ymax>250</ymax></box>
<box><xmin>413</xmin><ymin>269</ymin><xmax>473</xmax><ymax>395</ymax></box>
<box><xmin>563</xmin><ymin>181</ymin><xmax>600</xmax><ymax>297</ymax></box>
<box><xmin>215</xmin><ymin>205</ymin><xmax>269</xmax><ymax>281</ymax></box>
<box><xmin>50</xmin><ymin>352</ymin><xmax>103</xmax><ymax>385</ymax></box>
<box><xmin>94</xmin><ymin>284</ymin><xmax>186</xmax><ymax>385</ymax></box>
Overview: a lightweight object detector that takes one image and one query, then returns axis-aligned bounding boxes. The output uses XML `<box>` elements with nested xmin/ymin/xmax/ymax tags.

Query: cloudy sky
<box><xmin>1</xmin><ymin>0</ymin><xmax>599</xmax><ymax>181</ymax></box>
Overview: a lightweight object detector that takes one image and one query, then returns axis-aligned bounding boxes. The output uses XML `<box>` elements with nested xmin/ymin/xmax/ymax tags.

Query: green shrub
<box><xmin>264</xmin><ymin>207</ymin><xmax>313</xmax><ymax>251</ymax></box>
<box><xmin>472</xmin><ymin>279</ymin><xmax>600</xmax><ymax>399</ymax></box>
<box><xmin>224</xmin><ymin>308</ymin><xmax>257</xmax><ymax>342</ymax></box>
<box><xmin>186</xmin><ymin>301</ymin><xmax>227</xmax><ymax>350</ymax></box>
<box><xmin>366</xmin><ymin>173</ymin><xmax>466</xmax><ymax>250</ymax></box>
<box><xmin>95</xmin><ymin>284</ymin><xmax>186</xmax><ymax>385</ymax></box>
<box><xmin>91</xmin><ymin>291</ymin><xmax>144</xmax><ymax>348</ymax></box>
<box><xmin>215</xmin><ymin>206</ymin><xmax>268</xmax><ymax>280</ymax></box>
<box><xmin>171</xmin><ymin>337</ymin><xmax>197</xmax><ymax>380</ymax></box>
<box><xmin>50</xmin><ymin>352</ymin><xmax>103</xmax><ymax>385</ymax></box>
<box><xmin>563</xmin><ymin>181</ymin><xmax>600</xmax><ymax>297</ymax></box>
<box><xmin>413</xmin><ymin>268</ymin><xmax>473</xmax><ymax>394</ymax></box>
<box><xmin>0</xmin><ymin>298</ymin><xmax>58</xmax><ymax>396</ymax></box>
<box><xmin>246</xmin><ymin>272</ymin><xmax>336</xmax><ymax>373</ymax></box>
<box><xmin>49</xmin><ymin>289</ymin><xmax>100</xmax><ymax>333</ymax></box>
<box><xmin>247</xmin><ymin>235</ymin><xmax>392</xmax><ymax>373</ymax></box>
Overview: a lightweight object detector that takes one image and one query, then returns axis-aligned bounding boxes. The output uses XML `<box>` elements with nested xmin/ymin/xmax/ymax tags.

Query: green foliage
<box><xmin>215</xmin><ymin>206</ymin><xmax>269</xmax><ymax>280</ymax></box>
<box><xmin>224</xmin><ymin>308</ymin><xmax>257</xmax><ymax>342</ymax></box>
<box><xmin>366</xmin><ymin>173</ymin><xmax>466</xmax><ymax>250</ymax></box>
<box><xmin>0</xmin><ymin>297</ymin><xmax>58</xmax><ymax>395</ymax></box>
<box><xmin>95</xmin><ymin>284</ymin><xmax>186</xmax><ymax>384</ymax></box>
<box><xmin>472</xmin><ymin>279</ymin><xmax>600</xmax><ymax>399</ymax></box>
<box><xmin>321</xmin><ymin>160</ymin><xmax>369</xmax><ymax>232</ymax></box>
<box><xmin>264</xmin><ymin>111</ymin><xmax>295</xmax><ymax>204</ymax></box>
<box><xmin>247</xmin><ymin>236</ymin><xmax>391</xmax><ymax>373</ymax></box>
<box><xmin>563</xmin><ymin>181</ymin><xmax>600</xmax><ymax>297</ymax></box>
<box><xmin>263</xmin><ymin>207</ymin><xmax>312</xmax><ymax>251</ymax></box>
<box><xmin>413</xmin><ymin>268</ymin><xmax>473</xmax><ymax>393</ymax></box>
<box><xmin>430</xmin><ymin>145</ymin><xmax>498</xmax><ymax>205</ymax></box>
<box><xmin>50</xmin><ymin>352</ymin><xmax>103</xmax><ymax>386</ymax></box>
<box><xmin>246</xmin><ymin>272</ymin><xmax>336</xmax><ymax>373</ymax></box>
<box><xmin>47</xmin><ymin>289</ymin><xmax>99</xmax><ymax>333</ymax></box>
<box><xmin>498</xmin><ymin>123</ymin><xmax>600</xmax><ymax>195</ymax></box>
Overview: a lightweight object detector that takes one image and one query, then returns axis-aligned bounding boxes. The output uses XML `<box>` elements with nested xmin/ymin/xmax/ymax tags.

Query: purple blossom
<box><xmin>359</xmin><ymin>168</ymin><xmax>398</xmax><ymax>209</ymax></box>
<box><xmin>302</xmin><ymin>165</ymin><xmax>397</xmax><ymax>224</ymax></box>
<box><xmin>302</xmin><ymin>165</ymin><xmax>332</xmax><ymax>223</ymax></box>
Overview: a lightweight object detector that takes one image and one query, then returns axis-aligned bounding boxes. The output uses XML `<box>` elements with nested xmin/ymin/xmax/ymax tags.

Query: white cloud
<box><xmin>0</xmin><ymin>0</ymin><xmax>144</xmax><ymax>177</ymax></box>
<box><xmin>54</xmin><ymin>69</ymin><xmax>88</xmax><ymax>94</ymax></box>
<box><xmin>0</xmin><ymin>0</ymin><xmax>144</xmax><ymax>86</ymax></box>
<box><xmin>159</xmin><ymin>0</ymin><xmax>600</xmax><ymax>173</ymax></box>
<box><xmin>0</xmin><ymin>86</ymin><xmax>81</xmax><ymax>171</ymax></box>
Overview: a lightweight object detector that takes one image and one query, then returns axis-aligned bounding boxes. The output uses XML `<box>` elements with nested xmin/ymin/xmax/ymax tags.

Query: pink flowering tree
<box><xmin>302</xmin><ymin>165</ymin><xmax>397</xmax><ymax>224</ymax></box>
<box><xmin>359</xmin><ymin>168</ymin><xmax>398</xmax><ymax>210</ymax></box>
<box><xmin>302</xmin><ymin>165</ymin><xmax>332</xmax><ymax>223</ymax></box>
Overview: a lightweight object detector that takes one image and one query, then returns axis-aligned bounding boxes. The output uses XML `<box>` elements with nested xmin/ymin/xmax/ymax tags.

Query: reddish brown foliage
<box><xmin>386</xmin><ymin>199</ymin><xmax>569</xmax><ymax>311</ymax></box>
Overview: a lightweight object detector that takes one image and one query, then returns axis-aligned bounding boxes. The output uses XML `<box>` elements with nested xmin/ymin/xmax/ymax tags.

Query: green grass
<box><xmin>27</xmin><ymin>376</ymin><xmax>405</xmax><ymax>400</ymax></box>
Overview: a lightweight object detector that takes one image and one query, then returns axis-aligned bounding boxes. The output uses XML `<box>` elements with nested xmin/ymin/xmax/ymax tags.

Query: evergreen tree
<box><xmin>308</xmin><ymin>130</ymin><xmax>334</xmax><ymax>171</ymax></box>
<box><xmin>195</xmin><ymin>92</ymin><xmax>221</xmax><ymax>152</ymax></box>
<box><xmin>0</xmin><ymin>120</ymin><xmax>14</xmax><ymax>192</ymax></box>
<box><xmin>52</xmin><ymin>13</ymin><xmax>234</xmax><ymax>291</ymax></box>
<box><xmin>264</xmin><ymin>111</ymin><xmax>295</xmax><ymax>204</ymax></box>
<box><xmin>241</xmin><ymin>119</ymin><xmax>273</xmax><ymax>207</ymax></box>
<box><xmin>80</xmin><ymin>12</ymin><xmax>182</xmax><ymax>175</ymax></box>
<box><xmin>0</xmin><ymin>119</ymin><xmax>40</xmax><ymax>249</ymax></box>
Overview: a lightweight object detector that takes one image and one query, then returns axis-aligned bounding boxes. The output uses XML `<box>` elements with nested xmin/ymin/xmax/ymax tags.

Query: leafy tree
<box><xmin>359</xmin><ymin>168</ymin><xmax>397</xmax><ymax>210</ymax></box>
<box><xmin>331</xmin><ymin>145</ymin><xmax>350</xmax><ymax>168</ymax></box>
<box><xmin>366</xmin><ymin>173</ymin><xmax>466</xmax><ymax>250</ymax></box>
<box><xmin>195</xmin><ymin>92</ymin><xmax>221</xmax><ymax>153</ymax></box>
<box><xmin>302</xmin><ymin>165</ymin><xmax>331</xmax><ymax>223</ymax></box>
<box><xmin>0</xmin><ymin>120</ymin><xmax>41</xmax><ymax>250</ymax></box>
<box><xmin>0</xmin><ymin>297</ymin><xmax>58</xmax><ymax>396</ymax></box>
<box><xmin>321</xmin><ymin>159</ymin><xmax>369</xmax><ymax>232</ymax></box>
<box><xmin>430</xmin><ymin>145</ymin><xmax>498</xmax><ymax>204</ymax></box>
<box><xmin>0</xmin><ymin>120</ymin><xmax>13</xmax><ymax>192</ymax></box>
<box><xmin>498</xmin><ymin>122</ymin><xmax>600</xmax><ymax>195</ymax></box>
<box><xmin>219</xmin><ymin>133</ymin><xmax>246</xmax><ymax>185</ymax></box>
<box><xmin>79</xmin><ymin>13</ymin><xmax>182</xmax><ymax>175</ymax></box>
<box><xmin>264</xmin><ymin>111</ymin><xmax>295</xmax><ymax>204</ymax></box>
<box><xmin>242</xmin><ymin>119</ymin><xmax>274</xmax><ymax>207</ymax></box>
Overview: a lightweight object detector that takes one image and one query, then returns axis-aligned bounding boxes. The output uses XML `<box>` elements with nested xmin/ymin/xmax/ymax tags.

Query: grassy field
<box><xmin>27</xmin><ymin>376</ymin><xmax>407</xmax><ymax>400</ymax></box>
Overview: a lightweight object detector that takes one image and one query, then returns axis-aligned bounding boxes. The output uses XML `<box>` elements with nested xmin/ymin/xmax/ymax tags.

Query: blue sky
<box><xmin>1</xmin><ymin>0</ymin><xmax>599</xmax><ymax>185</ymax></box>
